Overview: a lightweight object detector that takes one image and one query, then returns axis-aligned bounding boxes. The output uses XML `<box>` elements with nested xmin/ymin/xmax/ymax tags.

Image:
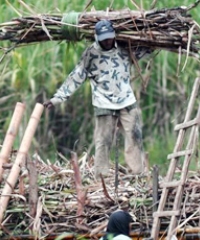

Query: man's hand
<box><xmin>43</xmin><ymin>100</ymin><xmax>54</xmax><ymax>109</ymax></box>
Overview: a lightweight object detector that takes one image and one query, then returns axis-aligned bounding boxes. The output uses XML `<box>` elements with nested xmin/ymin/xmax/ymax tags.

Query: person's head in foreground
<box><xmin>95</xmin><ymin>19</ymin><xmax>116</xmax><ymax>51</ymax></box>
<box><xmin>102</xmin><ymin>210</ymin><xmax>133</xmax><ymax>240</ymax></box>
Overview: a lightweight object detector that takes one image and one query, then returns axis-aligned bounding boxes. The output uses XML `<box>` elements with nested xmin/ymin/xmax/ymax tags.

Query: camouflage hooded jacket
<box><xmin>50</xmin><ymin>41</ymin><xmax>150</xmax><ymax>110</ymax></box>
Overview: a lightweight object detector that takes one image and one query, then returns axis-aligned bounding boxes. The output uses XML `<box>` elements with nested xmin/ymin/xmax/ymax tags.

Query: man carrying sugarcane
<box><xmin>43</xmin><ymin>19</ymin><xmax>152</xmax><ymax>178</ymax></box>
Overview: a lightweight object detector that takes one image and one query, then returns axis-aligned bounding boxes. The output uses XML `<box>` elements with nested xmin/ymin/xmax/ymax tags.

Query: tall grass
<box><xmin>0</xmin><ymin>0</ymin><xmax>199</xmax><ymax>173</ymax></box>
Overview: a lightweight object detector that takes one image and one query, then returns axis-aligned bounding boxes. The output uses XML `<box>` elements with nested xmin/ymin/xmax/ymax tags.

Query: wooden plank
<box><xmin>167</xmin><ymin>149</ymin><xmax>193</xmax><ymax>159</ymax></box>
<box><xmin>153</xmin><ymin>210</ymin><xmax>180</xmax><ymax>218</ymax></box>
<box><xmin>184</xmin><ymin>78</ymin><xmax>200</xmax><ymax>121</ymax></box>
<box><xmin>174</xmin><ymin>117</ymin><xmax>200</xmax><ymax>131</ymax></box>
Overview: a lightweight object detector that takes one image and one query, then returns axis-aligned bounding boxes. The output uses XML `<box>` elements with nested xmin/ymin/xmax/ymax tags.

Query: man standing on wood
<box><xmin>43</xmin><ymin>19</ymin><xmax>152</xmax><ymax>178</ymax></box>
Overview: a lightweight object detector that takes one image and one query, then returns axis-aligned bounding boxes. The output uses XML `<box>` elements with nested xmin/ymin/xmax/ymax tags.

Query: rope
<box><xmin>61</xmin><ymin>12</ymin><xmax>82</xmax><ymax>41</ymax></box>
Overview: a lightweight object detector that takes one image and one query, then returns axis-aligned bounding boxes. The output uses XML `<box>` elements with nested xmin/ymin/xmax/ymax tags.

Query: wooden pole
<box><xmin>27</xmin><ymin>156</ymin><xmax>38</xmax><ymax>231</ymax></box>
<box><xmin>152</xmin><ymin>165</ymin><xmax>159</xmax><ymax>213</ymax></box>
<box><xmin>0</xmin><ymin>102</ymin><xmax>25</xmax><ymax>182</ymax></box>
<box><xmin>0</xmin><ymin>103</ymin><xmax>44</xmax><ymax>224</ymax></box>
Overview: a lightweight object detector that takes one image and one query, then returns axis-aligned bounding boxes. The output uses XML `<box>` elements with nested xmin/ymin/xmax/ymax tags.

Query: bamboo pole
<box><xmin>0</xmin><ymin>102</ymin><xmax>25</xmax><ymax>183</ymax></box>
<box><xmin>0</xmin><ymin>103</ymin><xmax>44</xmax><ymax>224</ymax></box>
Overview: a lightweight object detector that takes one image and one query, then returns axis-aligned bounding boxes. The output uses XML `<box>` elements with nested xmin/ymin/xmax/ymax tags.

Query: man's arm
<box><xmin>134</xmin><ymin>46</ymin><xmax>154</xmax><ymax>60</ymax></box>
<box><xmin>44</xmin><ymin>48</ymin><xmax>90</xmax><ymax>108</ymax></box>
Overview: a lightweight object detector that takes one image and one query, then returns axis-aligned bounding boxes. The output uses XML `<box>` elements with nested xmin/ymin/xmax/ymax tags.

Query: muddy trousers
<box><xmin>94</xmin><ymin>106</ymin><xmax>145</xmax><ymax>178</ymax></box>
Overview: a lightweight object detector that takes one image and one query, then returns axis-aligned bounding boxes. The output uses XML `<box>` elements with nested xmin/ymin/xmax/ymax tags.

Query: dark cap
<box><xmin>95</xmin><ymin>20</ymin><xmax>115</xmax><ymax>41</ymax></box>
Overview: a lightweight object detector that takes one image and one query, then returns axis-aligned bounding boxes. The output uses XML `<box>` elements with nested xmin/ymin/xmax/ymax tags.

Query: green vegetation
<box><xmin>0</xmin><ymin>0</ymin><xmax>199</xmax><ymax>175</ymax></box>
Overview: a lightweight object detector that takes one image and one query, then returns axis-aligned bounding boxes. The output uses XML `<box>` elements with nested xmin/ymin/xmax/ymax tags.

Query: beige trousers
<box><xmin>94</xmin><ymin>107</ymin><xmax>145</xmax><ymax>178</ymax></box>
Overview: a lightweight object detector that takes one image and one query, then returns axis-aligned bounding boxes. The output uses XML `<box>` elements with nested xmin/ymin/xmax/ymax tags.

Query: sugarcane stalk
<box><xmin>0</xmin><ymin>102</ymin><xmax>25</xmax><ymax>183</ymax></box>
<box><xmin>0</xmin><ymin>103</ymin><xmax>44</xmax><ymax>224</ymax></box>
<box><xmin>0</xmin><ymin>7</ymin><xmax>199</xmax><ymax>57</ymax></box>
<box><xmin>71</xmin><ymin>151</ymin><xmax>87</xmax><ymax>224</ymax></box>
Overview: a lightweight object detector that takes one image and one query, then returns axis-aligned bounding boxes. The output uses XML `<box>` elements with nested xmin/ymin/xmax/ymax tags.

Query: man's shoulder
<box><xmin>116</xmin><ymin>44</ymin><xmax>130</xmax><ymax>58</ymax></box>
<box><xmin>99</xmin><ymin>234</ymin><xmax>131</xmax><ymax>240</ymax></box>
<box><xmin>86</xmin><ymin>42</ymin><xmax>97</xmax><ymax>51</ymax></box>
<box><xmin>80</xmin><ymin>43</ymin><xmax>97</xmax><ymax>61</ymax></box>
<box><xmin>84</xmin><ymin>42</ymin><xmax>99</xmax><ymax>55</ymax></box>
<box><xmin>113</xmin><ymin>234</ymin><xmax>132</xmax><ymax>240</ymax></box>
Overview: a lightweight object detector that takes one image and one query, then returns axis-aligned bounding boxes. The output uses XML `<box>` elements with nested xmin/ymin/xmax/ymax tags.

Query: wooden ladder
<box><xmin>151</xmin><ymin>77</ymin><xmax>200</xmax><ymax>240</ymax></box>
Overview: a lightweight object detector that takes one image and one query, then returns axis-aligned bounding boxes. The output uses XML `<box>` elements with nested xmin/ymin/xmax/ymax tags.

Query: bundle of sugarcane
<box><xmin>0</xmin><ymin>1</ymin><xmax>200</xmax><ymax>58</ymax></box>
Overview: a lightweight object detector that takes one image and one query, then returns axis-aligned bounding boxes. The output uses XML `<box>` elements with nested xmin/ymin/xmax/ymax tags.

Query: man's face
<box><xmin>99</xmin><ymin>38</ymin><xmax>115</xmax><ymax>51</ymax></box>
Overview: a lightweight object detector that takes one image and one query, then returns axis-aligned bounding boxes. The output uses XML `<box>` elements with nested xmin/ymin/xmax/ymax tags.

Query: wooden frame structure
<box><xmin>151</xmin><ymin>77</ymin><xmax>200</xmax><ymax>239</ymax></box>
